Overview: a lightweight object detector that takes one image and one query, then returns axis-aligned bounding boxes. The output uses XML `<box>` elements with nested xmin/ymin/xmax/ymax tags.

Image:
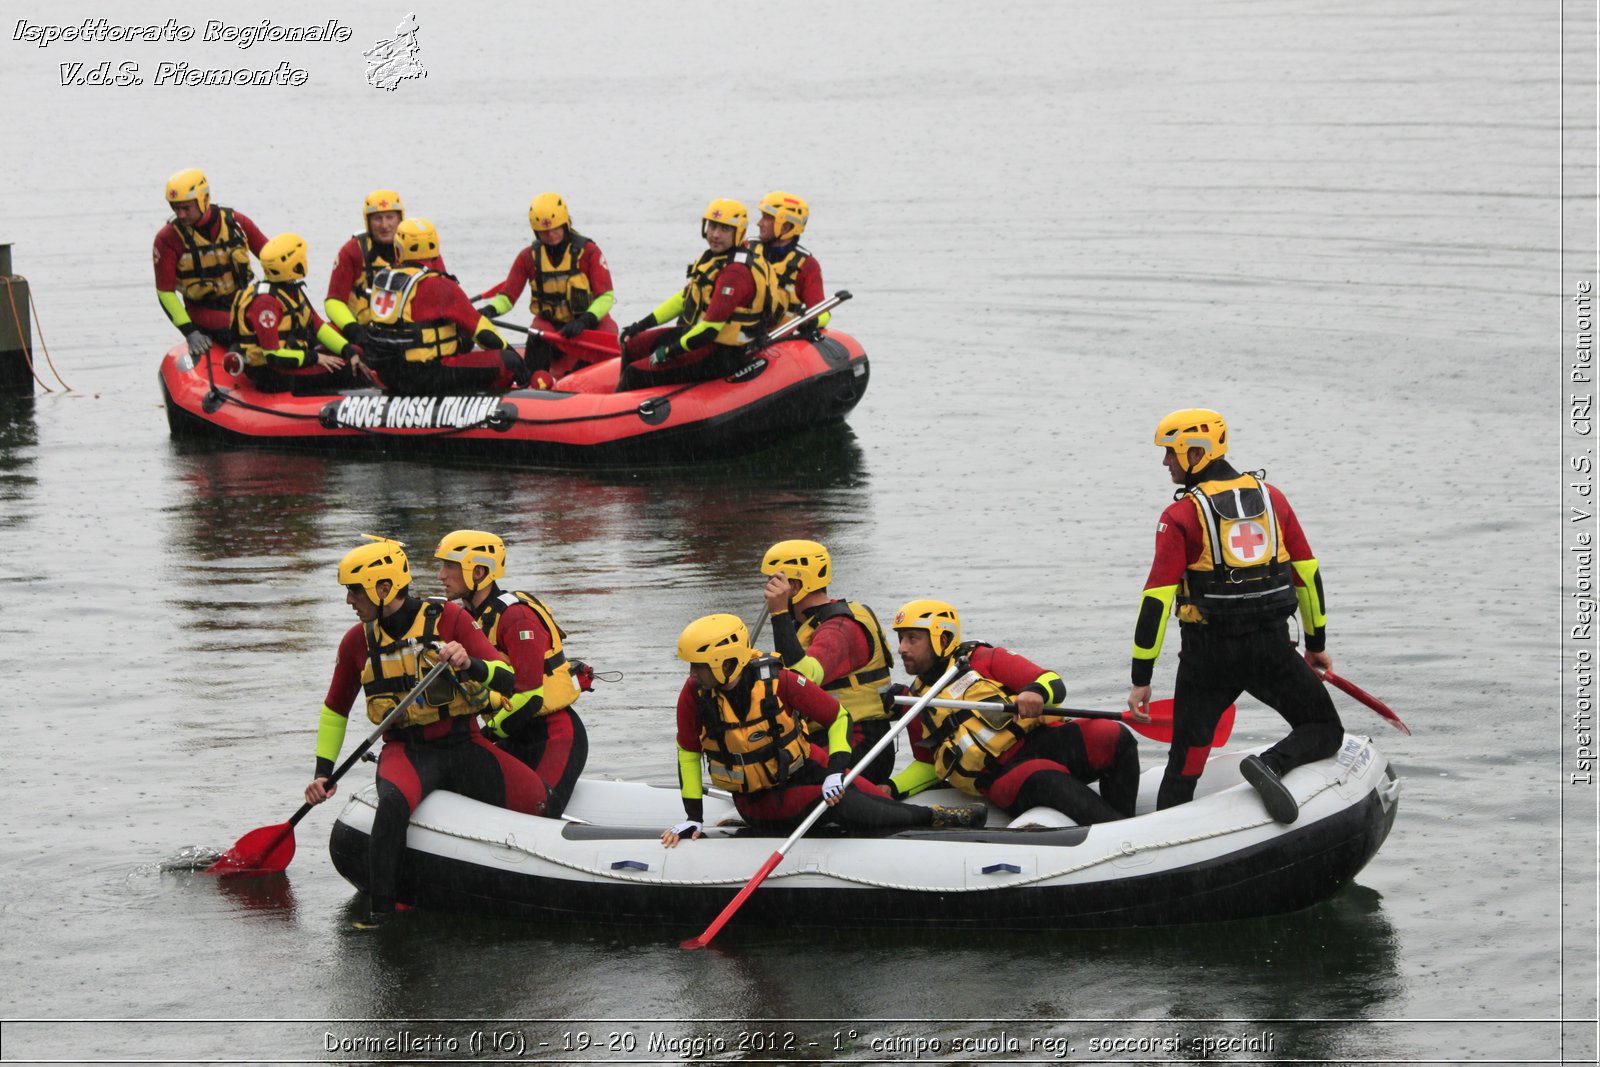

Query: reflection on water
<box><xmin>213</xmin><ymin>872</ymin><xmax>300</xmax><ymax>922</ymax></box>
<box><xmin>161</xmin><ymin>424</ymin><xmax>869</xmax><ymax>634</ymax></box>
<box><xmin>308</xmin><ymin>884</ymin><xmax>1400</xmax><ymax>1060</ymax></box>
<box><xmin>0</xmin><ymin>399</ymin><xmax>37</xmax><ymax>534</ymax></box>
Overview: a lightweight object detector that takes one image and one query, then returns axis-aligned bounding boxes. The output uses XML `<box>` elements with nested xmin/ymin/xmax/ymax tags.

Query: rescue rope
<box><xmin>1</xmin><ymin>277</ymin><xmax>70</xmax><ymax>392</ymax></box>
<box><xmin>350</xmin><ymin>772</ymin><xmax>1354</xmax><ymax>895</ymax></box>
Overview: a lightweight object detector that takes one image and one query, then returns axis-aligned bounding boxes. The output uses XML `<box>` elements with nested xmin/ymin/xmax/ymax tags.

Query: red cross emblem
<box><xmin>371</xmin><ymin>289</ymin><xmax>396</xmax><ymax>318</ymax></box>
<box><xmin>1228</xmin><ymin>521</ymin><xmax>1268</xmax><ymax>562</ymax></box>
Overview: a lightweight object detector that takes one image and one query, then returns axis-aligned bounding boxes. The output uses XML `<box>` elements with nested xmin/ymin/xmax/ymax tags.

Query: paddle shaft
<box><xmin>895</xmin><ymin>695</ymin><xmax>1137</xmax><ymax>723</ymax></box>
<box><xmin>291</xmin><ymin>659</ymin><xmax>456</xmax><ymax>830</ymax></box>
<box><xmin>892</xmin><ymin>693</ymin><xmax>1236</xmax><ymax>748</ymax></box>
<box><xmin>681</xmin><ymin>658</ymin><xmax>961</xmax><ymax>950</ymax></box>
<box><xmin>490</xmin><ymin>318</ymin><xmax>621</xmax><ymax>358</ymax></box>
<box><xmin>744</xmin><ymin>290</ymin><xmax>853</xmax><ymax>354</ymax></box>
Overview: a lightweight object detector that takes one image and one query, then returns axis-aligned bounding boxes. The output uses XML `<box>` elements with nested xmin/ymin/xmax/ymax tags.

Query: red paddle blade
<box><xmin>1122</xmin><ymin>699</ymin><xmax>1176</xmax><ymax>743</ymax></box>
<box><xmin>1121</xmin><ymin>700</ymin><xmax>1235</xmax><ymax>747</ymax></box>
<box><xmin>204</xmin><ymin>823</ymin><xmax>296</xmax><ymax>878</ymax></box>
<box><xmin>681</xmin><ymin>849</ymin><xmax>784</xmax><ymax>950</ymax></box>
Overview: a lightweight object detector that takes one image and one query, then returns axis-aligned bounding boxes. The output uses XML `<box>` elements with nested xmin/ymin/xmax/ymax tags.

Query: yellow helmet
<box><xmin>761</xmin><ymin>539</ymin><xmax>831</xmax><ymax>604</ymax></box>
<box><xmin>528</xmin><ymin>192</ymin><xmax>571</xmax><ymax>233</ymax></box>
<box><xmin>1154</xmin><ymin>408</ymin><xmax>1228</xmax><ymax>474</ymax></box>
<box><xmin>339</xmin><ymin>535</ymin><xmax>411</xmax><ymax>606</ymax></box>
<box><xmin>260</xmin><ymin>233</ymin><xmax>309</xmax><ymax>284</ymax></box>
<box><xmin>362</xmin><ymin>188</ymin><xmax>404</xmax><ymax>227</ymax></box>
<box><xmin>893</xmin><ymin>599</ymin><xmax>961</xmax><ymax>657</ymax></box>
<box><xmin>702</xmin><ymin>199</ymin><xmax>749</xmax><ymax>245</ymax></box>
<box><xmin>165</xmin><ymin>168</ymin><xmax>210</xmax><ymax>214</ymax></box>
<box><xmin>434</xmin><ymin>529</ymin><xmax>506</xmax><ymax>592</ymax></box>
<box><xmin>759</xmin><ymin>191</ymin><xmax>809</xmax><ymax>242</ymax></box>
<box><xmin>395</xmin><ymin>218</ymin><xmax>440</xmax><ymax>263</ymax></box>
<box><xmin>677</xmin><ymin>613</ymin><xmax>756</xmax><ymax>687</ymax></box>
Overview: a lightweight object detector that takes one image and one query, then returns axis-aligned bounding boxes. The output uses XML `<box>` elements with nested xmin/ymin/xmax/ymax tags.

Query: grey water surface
<box><xmin>0</xmin><ymin>1</ymin><xmax>1591</xmax><ymax>1063</ymax></box>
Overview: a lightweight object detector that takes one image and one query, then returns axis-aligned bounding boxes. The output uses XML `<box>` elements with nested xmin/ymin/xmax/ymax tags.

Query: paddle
<box><xmin>891</xmin><ymin>695</ymin><xmax>1235</xmax><ymax>748</ymax></box>
<box><xmin>680</xmin><ymin>658</ymin><xmax>963</xmax><ymax>950</ymax></box>
<box><xmin>205</xmin><ymin>659</ymin><xmax>454</xmax><ymax>878</ymax></box>
<box><xmin>1316</xmin><ymin>668</ymin><xmax>1411</xmax><ymax>735</ymax></box>
<box><xmin>489</xmin><ymin>318</ymin><xmax>623</xmax><ymax>360</ymax></box>
<box><xmin>744</xmin><ymin>290</ymin><xmax>853</xmax><ymax>354</ymax></box>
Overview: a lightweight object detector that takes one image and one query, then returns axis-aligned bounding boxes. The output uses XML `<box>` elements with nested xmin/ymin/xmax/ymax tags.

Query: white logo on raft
<box><xmin>330</xmin><ymin>395</ymin><xmax>502</xmax><ymax>430</ymax></box>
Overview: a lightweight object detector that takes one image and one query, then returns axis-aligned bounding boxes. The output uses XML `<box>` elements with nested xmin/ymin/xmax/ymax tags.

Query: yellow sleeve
<box><xmin>790</xmin><ymin>655</ymin><xmax>824</xmax><ymax>685</ymax></box>
<box><xmin>314</xmin><ymin>705</ymin><xmax>351</xmax><ymax>766</ymax></box>
<box><xmin>157</xmin><ymin>289</ymin><xmax>192</xmax><ymax>329</ymax></box>
<box><xmin>1291</xmin><ymin>558</ymin><xmax>1328</xmax><ymax>642</ymax></box>
<box><xmin>826</xmin><ymin>706</ymin><xmax>853</xmax><ymax>757</ymax></box>
<box><xmin>681</xmin><ymin>319</ymin><xmax>726</xmax><ymax>348</ymax></box>
<box><xmin>316</xmin><ymin>322</ymin><xmax>348</xmax><ymax>355</ymax></box>
<box><xmin>1132</xmin><ymin>584</ymin><xmax>1178</xmax><ymax>664</ymax></box>
<box><xmin>889</xmin><ymin>760</ymin><xmax>940</xmax><ymax>799</ymax></box>
<box><xmin>473</xmin><ymin>316</ymin><xmax>507</xmax><ymax>349</ymax></box>
<box><xmin>586</xmin><ymin>291</ymin><xmax>615</xmax><ymax>322</ymax></box>
<box><xmin>651</xmin><ymin>292</ymin><xmax>685</xmax><ymax>324</ymax></box>
<box><xmin>324</xmin><ymin>297</ymin><xmax>356</xmax><ymax>328</ymax></box>
<box><xmin>677</xmin><ymin>744</ymin><xmax>704</xmax><ymax>801</ymax></box>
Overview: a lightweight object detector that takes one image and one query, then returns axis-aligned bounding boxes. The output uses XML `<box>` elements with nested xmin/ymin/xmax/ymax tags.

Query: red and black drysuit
<box><xmin>320</xmin><ymin>596</ymin><xmax>548</xmax><ymax>914</ymax></box>
<box><xmin>770</xmin><ymin>599</ymin><xmax>897</xmax><ymax>786</ymax></box>
<box><xmin>1131</xmin><ymin>458</ymin><xmax>1343</xmax><ymax>809</ymax></box>
<box><xmin>152</xmin><ymin>206</ymin><xmax>269</xmax><ymax>336</ymax></box>
<box><xmin>895</xmin><ymin>644</ymin><xmax>1140</xmax><ymax>824</ymax></box>
<box><xmin>467</xmin><ymin>583</ymin><xmax>588</xmax><ymax>819</ymax></box>
<box><xmin>674</xmin><ymin>662</ymin><xmax>933</xmax><ymax>836</ymax></box>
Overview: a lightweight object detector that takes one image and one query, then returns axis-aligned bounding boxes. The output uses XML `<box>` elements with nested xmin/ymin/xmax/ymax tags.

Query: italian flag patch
<box><xmin>519</xmin><ymin>630</ymin><xmax>533</xmax><ymax>640</ymax></box>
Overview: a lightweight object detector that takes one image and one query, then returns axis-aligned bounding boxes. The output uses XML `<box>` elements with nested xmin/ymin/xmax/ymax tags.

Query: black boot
<box><xmin>929</xmin><ymin>802</ymin><xmax>988</xmax><ymax>829</ymax></box>
<box><xmin>1240</xmin><ymin>755</ymin><xmax>1299</xmax><ymax>824</ymax></box>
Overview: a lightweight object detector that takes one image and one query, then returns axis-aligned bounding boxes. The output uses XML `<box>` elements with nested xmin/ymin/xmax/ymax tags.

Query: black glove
<box><xmin>619</xmin><ymin>317</ymin><xmax>655</xmax><ymax>345</ymax></box>
<box><xmin>183</xmin><ymin>326</ymin><xmax>212</xmax><ymax>358</ymax></box>
<box><xmin>559</xmin><ymin>312</ymin><xmax>598</xmax><ymax>340</ymax></box>
<box><xmin>882</xmin><ymin>681</ymin><xmax>911</xmax><ymax>714</ymax></box>
<box><xmin>798</xmin><ymin>320</ymin><xmax>823</xmax><ymax>341</ymax></box>
<box><xmin>501</xmin><ymin>348</ymin><xmax>531</xmax><ymax>387</ymax></box>
<box><xmin>341</xmin><ymin>322</ymin><xmax>367</xmax><ymax>349</ymax></box>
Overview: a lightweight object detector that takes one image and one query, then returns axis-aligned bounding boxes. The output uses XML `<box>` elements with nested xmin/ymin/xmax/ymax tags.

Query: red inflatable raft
<box><xmin>158</xmin><ymin>324</ymin><xmax>869</xmax><ymax>466</ymax></box>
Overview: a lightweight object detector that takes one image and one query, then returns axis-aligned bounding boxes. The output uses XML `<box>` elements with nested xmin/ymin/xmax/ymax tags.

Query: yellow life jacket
<box><xmin>230</xmin><ymin>282</ymin><xmax>317</xmax><ymax>368</ymax></box>
<box><xmin>1177</xmin><ymin>472</ymin><xmax>1299</xmax><ymax>625</ymax></box>
<box><xmin>472</xmin><ymin>590</ymin><xmax>580</xmax><ymax>713</ymax></box>
<box><xmin>174</xmin><ymin>207</ymin><xmax>254</xmax><ymax>311</ymax></box>
<box><xmin>364</xmin><ymin>265</ymin><xmax>464</xmax><ymax>364</ymax></box>
<box><xmin>911</xmin><ymin>643</ymin><xmax>1043</xmax><ymax>797</ymax></box>
<box><xmin>360</xmin><ymin>598</ymin><xmax>479</xmax><ymax>727</ymax></box>
<box><xmin>698</xmin><ymin>658</ymin><xmax>808</xmax><ymax>793</ymax></box>
<box><xmin>680</xmin><ymin>247</ymin><xmax>778</xmax><ymax>346</ymax></box>
<box><xmin>752</xmin><ymin>240</ymin><xmax>812</xmax><ymax>324</ymax></box>
<box><xmin>796</xmin><ymin>600</ymin><xmax>892</xmax><ymax>722</ymax></box>
<box><xmin>528</xmin><ymin>234</ymin><xmax>595</xmax><ymax>325</ymax></box>
<box><xmin>345</xmin><ymin>233</ymin><xmax>398</xmax><ymax>325</ymax></box>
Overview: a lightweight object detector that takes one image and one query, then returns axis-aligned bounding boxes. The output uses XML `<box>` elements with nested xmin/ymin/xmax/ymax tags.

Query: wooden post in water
<box><xmin>0</xmin><ymin>244</ymin><xmax>34</xmax><ymax>397</ymax></box>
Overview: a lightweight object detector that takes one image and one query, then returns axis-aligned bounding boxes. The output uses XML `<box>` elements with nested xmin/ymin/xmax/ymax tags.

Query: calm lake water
<box><xmin>0</xmin><ymin>1</ymin><xmax>1593</xmax><ymax>1063</ymax></box>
